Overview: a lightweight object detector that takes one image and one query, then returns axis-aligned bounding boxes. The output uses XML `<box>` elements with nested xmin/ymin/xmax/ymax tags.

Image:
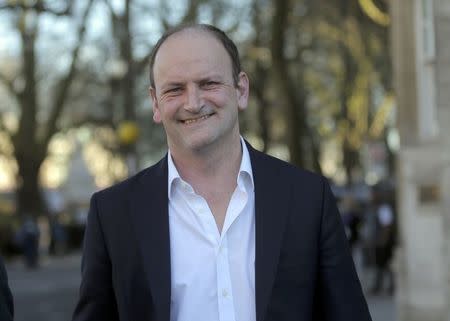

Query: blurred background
<box><xmin>0</xmin><ymin>0</ymin><xmax>448</xmax><ymax>320</ymax></box>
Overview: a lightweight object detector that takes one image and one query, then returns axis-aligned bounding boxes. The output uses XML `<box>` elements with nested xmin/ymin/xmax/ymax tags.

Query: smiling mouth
<box><xmin>181</xmin><ymin>114</ymin><xmax>213</xmax><ymax>125</ymax></box>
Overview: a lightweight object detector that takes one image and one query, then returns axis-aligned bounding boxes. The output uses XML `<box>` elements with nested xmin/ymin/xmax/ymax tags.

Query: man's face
<box><xmin>149</xmin><ymin>30</ymin><xmax>249</xmax><ymax>155</ymax></box>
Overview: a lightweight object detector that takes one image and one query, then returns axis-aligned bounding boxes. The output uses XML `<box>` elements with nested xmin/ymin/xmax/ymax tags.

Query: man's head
<box><xmin>148</xmin><ymin>24</ymin><xmax>249</xmax><ymax>155</ymax></box>
<box><xmin>149</xmin><ymin>24</ymin><xmax>242</xmax><ymax>89</ymax></box>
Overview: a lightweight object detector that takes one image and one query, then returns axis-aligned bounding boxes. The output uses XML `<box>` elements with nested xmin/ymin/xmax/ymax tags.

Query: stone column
<box><xmin>392</xmin><ymin>0</ymin><xmax>450</xmax><ymax>319</ymax></box>
<box><xmin>442</xmin><ymin>165</ymin><xmax>450</xmax><ymax>320</ymax></box>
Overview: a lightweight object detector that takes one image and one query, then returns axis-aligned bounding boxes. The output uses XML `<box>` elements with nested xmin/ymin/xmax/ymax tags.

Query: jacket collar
<box><xmin>130</xmin><ymin>158</ymin><xmax>171</xmax><ymax>321</ymax></box>
<box><xmin>246</xmin><ymin>142</ymin><xmax>291</xmax><ymax>321</ymax></box>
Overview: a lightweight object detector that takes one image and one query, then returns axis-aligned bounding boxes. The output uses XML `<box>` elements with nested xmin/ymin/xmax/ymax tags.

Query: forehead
<box><xmin>153</xmin><ymin>29</ymin><xmax>233</xmax><ymax>85</ymax></box>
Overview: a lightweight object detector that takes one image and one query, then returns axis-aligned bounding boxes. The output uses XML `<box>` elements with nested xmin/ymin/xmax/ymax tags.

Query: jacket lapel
<box><xmin>247</xmin><ymin>143</ymin><xmax>291</xmax><ymax>321</ymax></box>
<box><xmin>130</xmin><ymin>157</ymin><xmax>171</xmax><ymax>321</ymax></box>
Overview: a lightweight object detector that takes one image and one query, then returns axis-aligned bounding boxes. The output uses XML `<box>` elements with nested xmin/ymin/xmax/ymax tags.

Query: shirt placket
<box><xmin>181</xmin><ymin>179</ymin><xmax>249</xmax><ymax>321</ymax></box>
<box><xmin>216</xmin><ymin>236</ymin><xmax>236</xmax><ymax>321</ymax></box>
<box><xmin>195</xmin><ymin>198</ymin><xmax>236</xmax><ymax>321</ymax></box>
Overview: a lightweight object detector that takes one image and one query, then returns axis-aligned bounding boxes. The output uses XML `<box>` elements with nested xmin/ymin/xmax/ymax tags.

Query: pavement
<box><xmin>6</xmin><ymin>252</ymin><xmax>395</xmax><ymax>321</ymax></box>
<box><xmin>355</xmin><ymin>248</ymin><xmax>396</xmax><ymax>321</ymax></box>
<box><xmin>367</xmin><ymin>294</ymin><xmax>396</xmax><ymax>321</ymax></box>
<box><xmin>6</xmin><ymin>253</ymin><xmax>81</xmax><ymax>321</ymax></box>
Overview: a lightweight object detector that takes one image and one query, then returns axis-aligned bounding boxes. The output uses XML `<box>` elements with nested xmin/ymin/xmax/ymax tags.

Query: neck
<box><xmin>169</xmin><ymin>135</ymin><xmax>243</xmax><ymax>195</ymax></box>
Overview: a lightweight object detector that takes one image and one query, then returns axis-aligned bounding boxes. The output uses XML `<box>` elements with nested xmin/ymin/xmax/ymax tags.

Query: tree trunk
<box><xmin>338</xmin><ymin>0</ymin><xmax>360</xmax><ymax>186</ymax></box>
<box><xmin>121</xmin><ymin>0</ymin><xmax>135</xmax><ymax>121</ymax></box>
<box><xmin>251</xmin><ymin>0</ymin><xmax>271</xmax><ymax>153</ymax></box>
<box><xmin>13</xmin><ymin>10</ymin><xmax>44</xmax><ymax>218</ymax></box>
<box><xmin>15</xmin><ymin>151</ymin><xmax>46</xmax><ymax>217</ymax></box>
<box><xmin>271</xmin><ymin>0</ymin><xmax>305</xmax><ymax>168</ymax></box>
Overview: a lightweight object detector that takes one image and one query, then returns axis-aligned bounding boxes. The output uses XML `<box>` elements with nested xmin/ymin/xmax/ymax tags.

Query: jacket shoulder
<box><xmin>93</xmin><ymin>156</ymin><xmax>166</xmax><ymax>203</ymax></box>
<box><xmin>250</xmin><ymin>147</ymin><xmax>326</xmax><ymax>187</ymax></box>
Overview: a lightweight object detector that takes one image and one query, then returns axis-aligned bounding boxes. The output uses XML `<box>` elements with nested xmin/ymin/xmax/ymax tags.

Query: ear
<box><xmin>236</xmin><ymin>72</ymin><xmax>249</xmax><ymax>111</ymax></box>
<box><xmin>149</xmin><ymin>87</ymin><xmax>162</xmax><ymax>123</ymax></box>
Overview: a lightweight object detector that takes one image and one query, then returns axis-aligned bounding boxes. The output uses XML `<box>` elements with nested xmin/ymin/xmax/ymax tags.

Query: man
<box><xmin>73</xmin><ymin>24</ymin><xmax>372</xmax><ymax>321</ymax></box>
<box><xmin>0</xmin><ymin>255</ymin><xmax>14</xmax><ymax>321</ymax></box>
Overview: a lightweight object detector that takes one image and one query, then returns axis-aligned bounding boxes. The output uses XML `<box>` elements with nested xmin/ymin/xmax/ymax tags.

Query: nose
<box><xmin>184</xmin><ymin>84</ymin><xmax>202</xmax><ymax>113</ymax></box>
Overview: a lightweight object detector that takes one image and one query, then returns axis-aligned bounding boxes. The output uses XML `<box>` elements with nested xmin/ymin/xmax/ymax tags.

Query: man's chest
<box><xmin>167</xmin><ymin>189</ymin><xmax>256</xmax><ymax>321</ymax></box>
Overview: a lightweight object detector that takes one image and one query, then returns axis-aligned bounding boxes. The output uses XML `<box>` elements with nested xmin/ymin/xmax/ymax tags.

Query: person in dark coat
<box><xmin>0</xmin><ymin>255</ymin><xmax>14</xmax><ymax>321</ymax></box>
<box><xmin>370</xmin><ymin>183</ymin><xmax>396</xmax><ymax>294</ymax></box>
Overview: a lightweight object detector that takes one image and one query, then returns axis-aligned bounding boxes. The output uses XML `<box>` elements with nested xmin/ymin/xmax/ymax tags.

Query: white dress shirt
<box><xmin>167</xmin><ymin>138</ymin><xmax>256</xmax><ymax>321</ymax></box>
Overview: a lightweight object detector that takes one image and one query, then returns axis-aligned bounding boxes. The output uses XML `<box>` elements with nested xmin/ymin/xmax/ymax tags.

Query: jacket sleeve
<box><xmin>72</xmin><ymin>193</ymin><xmax>120</xmax><ymax>321</ymax></box>
<box><xmin>317</xmin><ymin>178</ymin><xmax>372</xmax><ymax>321</ymax></box>
<box><xmin>0</xmin><ymin>255</ymin><xmax>13</xmax><ymax>321</ymax></box>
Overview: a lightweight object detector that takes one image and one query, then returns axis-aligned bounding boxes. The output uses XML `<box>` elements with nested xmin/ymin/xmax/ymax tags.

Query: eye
<box><xmin>163</xmin><ymin>87</ymin><xmax>183</xmax><ymax>96</ymax></box>
<box><xmin>201</xmin><ymin>81</ymin><xmax>220</xmax><ymax>89</ymax></box>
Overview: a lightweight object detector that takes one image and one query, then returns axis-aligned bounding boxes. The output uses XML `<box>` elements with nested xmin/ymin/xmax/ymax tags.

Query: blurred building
<box><xmin>391</xmin><ymin>0</ymin><xmax>450</xmax><ymax>320</ymax></box>
<box><xmin>62</xmin><ymin>143</ymin><xmax>96</xmax><ymax>226</ymax></box>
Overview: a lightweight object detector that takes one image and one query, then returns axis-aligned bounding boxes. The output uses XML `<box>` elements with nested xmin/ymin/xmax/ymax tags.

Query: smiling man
<box><xmin>73</xmin><ymin>24</ymin><xmax>372</xmax><ymax>321</ymax></box>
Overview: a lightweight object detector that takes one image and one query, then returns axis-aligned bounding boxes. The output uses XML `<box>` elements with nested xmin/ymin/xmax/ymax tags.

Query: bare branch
<box><xmin>102</xmin><ymin>0</ymin><xmax>119</xmax><ymax>21</ymax></box>
<box><xmin>43</xmin><ymin>0</ymin><xmax>95</xmax><ymax>146</ymax></box>
<box><xmin>136</xmin><ymin>0</ymin><xmax>208</xmax><ymax>74</ymax></box>
<box><xmin>0</xmin><ymin>117</ymin><xmax>13</xmax><ymax>137</ymax></box>
<box><xmin>135</xmin><ymin>0</ymin><xmax>210</xmax><ymax>82</ymax></box>
<box><xmin>0</xmin><ymin>1</ymin><xmax>72</xmax><ymax>16</ymax></box>
<box><xmin>154</xmin><ymin>0</ymin><xmax>209</xmax><ymax>38</ymax></box>
<box><xmin>179</xmin><ymin>0</ymin><xmax>200</xmax><ymax>24</ymax></box>
<box><xmin>0</xmin><ymin>72</ymin><xmax>17</xmax><ymax>97</ymax></box>
<box><xmin>134</xmin><ymin>51</ymin><xmax>152</xmax><ymax>74</ymax></box>
<box><xmin>159</xmin><ymin>6</ymin><xmax>171</xmax><ymax>31</ymax></box>
<box><xmin>131</xmin><ymin>1</ymin><xmax>158</xmax><ymax>14</ymax></box>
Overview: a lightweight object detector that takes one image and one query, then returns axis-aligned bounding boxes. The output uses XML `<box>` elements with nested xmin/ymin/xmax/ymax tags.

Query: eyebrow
<box><xmin>161</xmin><ymin>75</ymin><xmax>225</xmax><ymax>89</ymax></box>
<box><xmin>162</xmin><ymin>82</ymin><xmax>185</xmax><ymax>89</ymax></box>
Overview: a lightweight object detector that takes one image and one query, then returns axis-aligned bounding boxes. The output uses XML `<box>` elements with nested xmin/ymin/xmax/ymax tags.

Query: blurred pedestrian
<box><xmin>45</xmin><ymin>189</ymin><xmax>68</xmax><ymax>255</ymax></box>
<box><xmin>15</xmin><ymin>216</ymin><xmax>40</xmax><ymax>268</ymax></box>
<box><xmin>0</xmin><ymin>255</ymin><xmax>14</xmax><ymax>321</ymax></box>
<box><xmin>340</xmin><ymin>195</ymin><xmax>362</xmax><ymax>251</ymax></box>
<box><xmin>370</xmin><ymin>183</ymin><xmax>396</xmax><ymax>295</ymax></box>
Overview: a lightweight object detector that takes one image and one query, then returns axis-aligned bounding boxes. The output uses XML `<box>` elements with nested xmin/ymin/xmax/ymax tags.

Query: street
<box><xmin>7</xmin><ymin>254</ymin><xmax>81</xmax><ymax>321</ymax></box>
<box><xmin>6</xmin><ymin>253</ymin><xmax>395</xmax><ymax>321</ymax></box>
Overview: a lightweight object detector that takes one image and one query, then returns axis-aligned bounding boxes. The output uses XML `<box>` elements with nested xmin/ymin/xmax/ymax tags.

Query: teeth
<box><xmin>184</xmin><ymin>115</ymin><xmax>210</xmax><ymax>124</ymax></box>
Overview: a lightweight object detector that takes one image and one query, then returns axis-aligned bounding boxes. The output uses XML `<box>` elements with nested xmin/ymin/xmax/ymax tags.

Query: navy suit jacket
<box><xmin>0</xmin><ymin>255</ymin><xmax>14</xmax><ymax>321</ymax></box>
<box><xmin>73</xmin><ymin>143</ymin><xmax>372</xmax><ymax>321</ymax></box>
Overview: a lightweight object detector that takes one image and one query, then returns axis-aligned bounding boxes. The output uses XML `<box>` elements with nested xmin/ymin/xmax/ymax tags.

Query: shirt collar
<box><xmin>167</xmin><ymin>136</ymin><xmax>254</xmax><ymax>200</ymax></box>
<box><xmin>237</xmin><ymin>136</ymin><xmax>254</xmax><ymax>192</ymax></box>
<box><xmin>167</xmin><ymin>149</ymin><xmax>181</xmax><ymax>200</ymax></box>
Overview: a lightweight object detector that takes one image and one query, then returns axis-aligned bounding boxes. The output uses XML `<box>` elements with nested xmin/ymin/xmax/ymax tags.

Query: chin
<box><xmin>185</xmin><ymin>137</ymin><xmax>215</xmax><ymax>152</ymax></box>
<box><xmin>184</xmin><ymin>132</ymin><xmax>225</xmax><ymax>152</ymax></box>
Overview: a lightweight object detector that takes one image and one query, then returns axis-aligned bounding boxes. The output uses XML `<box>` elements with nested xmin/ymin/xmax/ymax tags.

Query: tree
<box><xmin>266</xmin><ymin>0</ymin><xmax>392</xmax><ymax>182</ymax></box>
<box><xmin>244</xmin><ymin>0</ymin><xmax>272</xmax><ymax>153</ymax></box>
<box><xmin>269</xmin><ymin>0</ymin><xmax>322</xmax><ymax>172</ymax></box>
<box><xmin>316</xmin><ymin>0</ymin><xmax>393</xmax><ymax>184</ymax></box>
<box><xmin>0</xmin><ymin>0</ymin><xmax>95</xmax><ymax>218</ymax></box>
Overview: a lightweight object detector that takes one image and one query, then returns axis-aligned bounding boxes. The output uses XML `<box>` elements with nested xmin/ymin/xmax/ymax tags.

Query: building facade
<box><xmin>391</xmin><ymin>0</ymin><xmax>450</xmax><ymax>320</ymax></box>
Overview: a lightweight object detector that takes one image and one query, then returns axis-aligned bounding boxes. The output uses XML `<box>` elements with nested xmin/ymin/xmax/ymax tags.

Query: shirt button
<box><xmin>222</xmin><ymin>289</ymin><xmax>228</xmax><ymax>298</ymax></box>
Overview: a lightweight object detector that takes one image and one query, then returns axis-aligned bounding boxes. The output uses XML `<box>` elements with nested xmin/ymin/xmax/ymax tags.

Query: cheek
<box><xmin>206</xmin><ymin>91</ymin><xmax>233</xmax><ymax>108</ymax></box>
<box><xmin>158</xmin><ymin>101</ymin><xmax>180</xmax><ymax>120</ymax></box>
